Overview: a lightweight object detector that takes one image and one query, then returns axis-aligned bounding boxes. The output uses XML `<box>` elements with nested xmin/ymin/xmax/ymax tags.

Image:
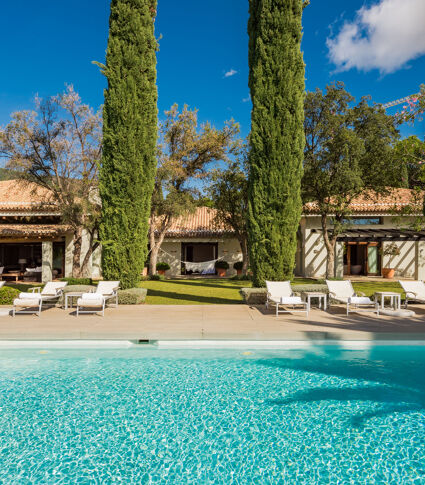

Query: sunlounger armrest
<box><xmin>29</xmin><ymin>287</ymin><xmax>41</xmax><ymax>293</ymax></box>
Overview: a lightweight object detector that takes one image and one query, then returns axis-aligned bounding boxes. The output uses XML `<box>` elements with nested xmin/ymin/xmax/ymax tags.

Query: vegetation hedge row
<box><xmin>61</xmin><ymin>277</ymin><xmax>93</xmax><ymax>286</ymax></box>
<box><xmin>118</xmin><ymin>288</ymin><xmax>147</xmax><ymax>305</ymax></box>
<box><xmin>0</xmin><ymin>286</ymin><xmax>20</xmax><ymax>305</ymax></box>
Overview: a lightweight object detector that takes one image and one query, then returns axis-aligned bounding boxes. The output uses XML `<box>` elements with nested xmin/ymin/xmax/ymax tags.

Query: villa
<box><xmin>1</xmin><ymin>179</ymin><xmax>424</xmax><ymax>281</ymax></box>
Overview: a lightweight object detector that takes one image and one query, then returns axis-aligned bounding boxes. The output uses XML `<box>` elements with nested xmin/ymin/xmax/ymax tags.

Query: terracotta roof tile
<box><xmin>0</xmin><ymin>224</ymin><xmax>70</xmax><ymax>238</ymax></box>
<box><xmin>0</xmin><ymin>180</ymin><xmax>57</xmax><ymax>211</ymax></box>
<box><xmin>304</xmin><ymin>188</ymin><xmax>422</xmax><ymax>215</ymax></box>
<box><xmin>158</xmin><ymin>207</ymin><xmax>234</xmax><ymax>238</ymax></box>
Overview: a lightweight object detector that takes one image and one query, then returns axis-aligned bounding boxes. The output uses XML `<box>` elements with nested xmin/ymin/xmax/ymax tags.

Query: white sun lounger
<box><xmin>326</xmin><ymin>280</ymin><xmax>379</xmax><ymax>316</ymax></box>
<box><xmin>266</xmin><ymin>281</ymin><xmax>309</xmax><ymax>317</ymax></box>
<box><xmin>76</xmin><ymin>281</ymin><xmax>120</xmax><ymax>316</ymax></box>
<box><xmin>12</xmin><ymin>281</ymin><xmax>68</xmax><ymax>317</ymax></box>
<box><xmin>398</xmin><ymin>280</ymin><xmax>425</xmax><ymax>308</ymax></box>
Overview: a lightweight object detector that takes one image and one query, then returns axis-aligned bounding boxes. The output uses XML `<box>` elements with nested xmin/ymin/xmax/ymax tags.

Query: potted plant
<box><xmin>215</xmin><ymin>260</ymin><xmax>229</xmax><ymax>277</ymax></box>
<box><xmin>381</xmin><ymin>243</ymin><xmax>400</xmax><ymax>279</ymax></box>
<box><xmin>233</xmin><ymin>261</ymin><xmax>244</xmax><ymax>276</ymax></box>
<box><xmin>156</xmin><ymin>261</ymin><xmax>170</xmax><ymax>276</ymax></box>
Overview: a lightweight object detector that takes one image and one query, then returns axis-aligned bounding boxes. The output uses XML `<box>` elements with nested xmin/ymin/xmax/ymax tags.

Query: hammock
<box><xmin>183</xmin><ymin>259</ymin><xmax>218</xmax><ymax>275</ymax></box>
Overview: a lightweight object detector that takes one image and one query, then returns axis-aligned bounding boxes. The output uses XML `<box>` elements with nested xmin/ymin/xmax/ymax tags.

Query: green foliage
<box><xmin>156</xmin><ymin>262</ymin><xmax>170</xmax><ymax>271</ymax></box>
<box><xmin>59</xmin><ymin>285</ymin><xmax>96</xmax><ymax>306</ymax></box>
<box><xmin>394</xmin><ymin>136</ymin><xmax>425</xmax><ymax>189</ymax></box>
<box><xmin>118</xmin><ymin>288</ymin><xmax>147</xmax><ymax>305</ymax></box>
<box><xmin>61</xmin><ymin>277</ymin><xmax>93</xmax><ymax>286</ymax></box>
<box><xmin>149</xmin><ymin>274</ymin><xmax>164</xmax><ymax>281</ymax></box>
<box><xmin>0</xmin><ymin>286</ymin><xmax>20</xmax><ymax>305</ymax></box>
<box><xmin>100</xmin><ymin>0</ymin><xmax>158</xmax><ymax>289</ymax></box>
<box><xmin>233</xmin><ymin>261</ymin><xmax>244</xmax><ymax>270</ymax></box>
<box><xmin>247</xmin><ymin>0</ymin><xmax>305</xmax><ymax>287</ymax></box>
<box><xmin>215</xmin><ymin>260</ymin><xmax>230</xmax><ymax>270</ymax></box>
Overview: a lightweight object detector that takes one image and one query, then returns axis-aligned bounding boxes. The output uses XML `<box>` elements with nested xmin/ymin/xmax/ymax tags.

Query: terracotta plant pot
<box><xmin>382</xmin><ymin>268</ymin><xmax>395</xmax><ymax>279</ymax></box>
<box><xmin>217</xmin><ymin>268</ymin><xmax>227</xmax><ymax>278</ymax></box>
<box><xmin>237</xmin><ymin>269</ymin><xmax>242</xmax><ymax>276</ymax></box>
<box><xmin>158</xmin><ymin>269</ymin><xmax>166</xmax><ymax>276</ymax></box>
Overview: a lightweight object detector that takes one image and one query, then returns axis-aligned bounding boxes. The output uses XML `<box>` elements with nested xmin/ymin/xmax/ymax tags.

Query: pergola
<box><xmin>336</xmin><ymin>228</ymin><xmax>425</xmax><ymax>242</ymax></box>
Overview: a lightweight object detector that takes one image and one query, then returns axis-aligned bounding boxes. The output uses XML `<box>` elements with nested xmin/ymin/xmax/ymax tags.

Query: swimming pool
<box><xmin>0</xmin><ymin>344</ymin><xmax>424</xmax><ymax>484</ymax></box>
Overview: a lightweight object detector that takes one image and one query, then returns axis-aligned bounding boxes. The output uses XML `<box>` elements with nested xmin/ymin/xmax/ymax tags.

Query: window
<box><xmin>342</xmin><ymin>217</ymin><xmax>382</xmax><ymax>225</ymax></box>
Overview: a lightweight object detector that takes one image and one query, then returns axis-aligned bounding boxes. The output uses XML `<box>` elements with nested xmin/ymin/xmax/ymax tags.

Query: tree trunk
<box><xmin>81</xmin><ymin>237</ymin><xmax>100</xmax><ymax>278</ymax></box>
<box><xmin>321</xmin><ymin>214</ymin><xmax>337</xmax><ymax>279</ymax></box>
<box><xmin>239</xmin><ymin>236</ymin><xmax>250</xmax><ymax>275</ymax></box>
<box><xmin>72</xmin><ymin>227</ymin><xmax>83</xmax><ymax>278</ymax></box>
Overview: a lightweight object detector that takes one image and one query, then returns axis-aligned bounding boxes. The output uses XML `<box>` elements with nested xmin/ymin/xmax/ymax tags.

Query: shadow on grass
<box><xmin>145</xmin><ymin>288</ymin><xmax>243</xmax><ymax>305</ymax></box>
<box><xmin>164</xmin><ymin>279</ymin><xmax>251</xmax><ymax>291</ymax></box>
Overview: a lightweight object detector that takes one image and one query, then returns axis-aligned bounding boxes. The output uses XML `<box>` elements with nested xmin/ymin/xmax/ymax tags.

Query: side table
<box><xmin>374</xmin><ymin>292</ymin><xmax>401</xmax><ymax>310</ymax></box>
<box><xmin>302</xmin><ymin>292</ymin><xmax>327</xmax><ymax>311</ymax></box>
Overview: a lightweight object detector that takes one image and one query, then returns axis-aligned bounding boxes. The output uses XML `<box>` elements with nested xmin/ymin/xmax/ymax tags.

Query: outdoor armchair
<box><xmin>76</xmin><ymin>281</ymin><xmax>120</xmax><ymax>317</ymax></box>
<box><xmin>398</xmin><ymin>280</ymin><xmax>425</xmax><ymax>308</ymax></box>
<box><xmin>326</xmin><ymin>280</ymin><xmax>379</xmax><ymax>316</ymax></box>
<box><xmin>265</xmin><ymin>281</ymin><xmax>309</xmax><ymax>317</ymax></box>
<box><xmin>12</xmin><ymin>281</ymin><xmax>68</xmax><ymax>317</ymax></box>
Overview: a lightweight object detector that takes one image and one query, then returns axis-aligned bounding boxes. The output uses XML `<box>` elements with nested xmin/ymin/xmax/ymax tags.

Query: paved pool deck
<box><xmin>0</xmin><ymin>303</ymin><xmax>425</xmax><ymax>341</ymax></box>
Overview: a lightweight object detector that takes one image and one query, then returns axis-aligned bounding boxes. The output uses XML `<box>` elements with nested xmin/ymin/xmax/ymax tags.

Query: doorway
<box><xmin>181</xmin><ymin>243</ymin><xmax>218</xmax><ymax>275</ymax></box>
<box><xmin>344</xmin><ymin>242</ymin><xmax>381</xmax><ymax>276</ymax></box>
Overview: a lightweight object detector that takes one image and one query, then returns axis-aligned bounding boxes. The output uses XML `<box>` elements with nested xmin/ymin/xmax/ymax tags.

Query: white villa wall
<box><xmin>64</xmin><ymin>230</ymin><xmax>102</xmax><ymax>279</ymax></box>
<box><xmin>302</xmin><ymin>215</ymin><xmax>420</xmax><ymax>278</ymax></box>
<box><xmin>159</xmin><ymin>237</ymin><xmax>242</xmax><ymax>277</ymax></box>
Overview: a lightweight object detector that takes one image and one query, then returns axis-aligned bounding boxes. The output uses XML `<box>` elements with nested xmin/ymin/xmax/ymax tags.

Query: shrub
<box><xmin>233</xmin><ymin>261</ymin><xmax>244</xmax><ymax>271</ymax></box>
<box><xmin>61</xmin><ymin>277</ymin><xmax>93</xmax><ymax>286</ymax></box>
<box><xmin>215</xmin><ymin>260</ymin><xmax>230</xmax><ymax>270</ymax></box>
<box><xmin>231</xmin><ymin>274</ymin><xmax>252</xmax><ymax>281</ymax></box>
<box><xmin>0</xmin><ymin>286</ymin><xmax>20</xmax><ymax>305</ymax></box>
<box><xmin>118</xmin><ymin>288</ymin><xmax>147</xmax><ymax>305</ymax></box>
<box><xmin>156</xmin><ymin>262</ymin><xmax>170</xmax><ymax>271</ymax></box>
<box><xmin>58</xmin><ymin>285</ymin><xmax>96</xmax><ymax>306</ymax></box>
<box><xmin>149</xmin><ymin>274</ymin><xmax>164</xmax><ymax>281</ymax></box>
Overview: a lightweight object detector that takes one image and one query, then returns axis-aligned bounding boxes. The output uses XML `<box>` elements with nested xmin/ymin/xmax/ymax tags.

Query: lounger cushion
<box><xmin>270</xmin><ymin>296</ymin><xmax>303</xmax><ymax>304</ymax></box>
<box><xmin>14</xmin><ymin>298</ymin><xmax>41</xmax><ymax>307</ymax></box>
<box><xmin>19</xmin><ymin>292</ymin><xmax>42</xmax><ymax>300</ymax></box>
<box><xmin>77</xmin><ymin>297</ymin><xmax>104</xmax><ymax>307</ymax></box>
<box><xmin>349</xmin><ymin>296</ymin><xmax>374</xmax><ymax>305</ymax></box>
<box><xmin>81</xmin><ymin>292</ymin><xmax>101</xmax><ymax>300</ymax></box>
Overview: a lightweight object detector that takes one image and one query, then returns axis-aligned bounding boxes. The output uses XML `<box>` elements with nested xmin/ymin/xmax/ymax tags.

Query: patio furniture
<box><xmin>0</xmin><ymin>281</ymin><xmax>5</xmax><ymax>289</ymax></box>
<box><xmin>326</xmin><ymin>280</ymin><xmax>379</xmax><ymax>316</ymax></box>
<box><xmin>65</xmin><ymin>291</ymin><xmax>93</xmax><ymax>310</ymax></box>
<box><xmin>12</xmin><ymin>281</ymin><xmax>68</xmax><ymax>317</ymax></box>
<box><xmin>302</xmin><ymin>292</ymin><xmax>327</xmax><ymax>311</ymax></box>
<box><xmin>374</xmin><ymin>291</ymin><xmax>401</xmax><ymax>311</ymax></box>
<box><xmin>398</xmin><ymin>280</ymin><xmax>425</xmax><ymax>308</ymax></box>
<box><xmin>265</xmin><ymin>281</ymin><xmax>309</xmax><ymax>317</ymax></box>
<box><xmin>76</xmin><ymin>281</ymin><xmax>120</xmax><ymax>317</ymax></box>
<box><xmin>3</xmin><ymin>272</ymin><xmax>21</xmax><ymax>282</ymax></box>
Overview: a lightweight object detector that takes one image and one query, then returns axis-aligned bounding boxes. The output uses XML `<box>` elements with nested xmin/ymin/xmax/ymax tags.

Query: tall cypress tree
<box><xmin>100</xmin><ymin>0</ymin><xmax>158</xmax><ymax>289</ymax></box>
<box><xmin>247</xmin><ymin>0</ymin><xmax>306</xmax><ymax>287</ymax></box>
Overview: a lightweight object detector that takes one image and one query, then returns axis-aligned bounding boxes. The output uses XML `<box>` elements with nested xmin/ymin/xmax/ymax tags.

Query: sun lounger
<box><xmin>265</xmin><ymin>281</ymin><xmax>309</xmax><ymax>316</ymax></box>
<box><xmin>12</xmin><ymin>281</ymin><xmax>68</xmax><ymax>317</ymax></box>
<box><xmin>76</xmin><ymin>281</ymin><xmax>120</xmax><ymax>316</ymax></box>
<box><xmin>398</xmin><ymin>280</ymin><xmax>425</xmax><ymax>308</ymax></box>
<box><xmin>326</xmin><ymin>280</ymin><xmax>379</xmax><ymax>316</ymax></box>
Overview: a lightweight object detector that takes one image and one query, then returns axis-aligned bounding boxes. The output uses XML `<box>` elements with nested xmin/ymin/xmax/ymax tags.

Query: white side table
<box><xmin>64</xmin><ymin>292</ymin><xmax>85</xmax><ymax>310</ymax></box>
<box><xmin>374</xmin><ymin>291</ymin><xmax>401</xmax><ymax>310</ymax></box>
<box><xmin>302</xmin><ymin>292</ymin><xmax>327</xmax><ymax>311</ymax></box>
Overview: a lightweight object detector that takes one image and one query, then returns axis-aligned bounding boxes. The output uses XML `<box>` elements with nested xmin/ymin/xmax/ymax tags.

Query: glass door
<box><xmin>367</xmin><ymin>243</ymin><xmax>380</xmax><ymax>276</ymax></box>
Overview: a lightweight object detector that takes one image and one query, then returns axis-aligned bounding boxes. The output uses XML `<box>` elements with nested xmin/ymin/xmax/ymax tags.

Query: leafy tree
<box><xmin>303</xmin><ymin>83</ymin><xmax>400</xmax><ymax>278</ymax></box>
<box><xmin>207</xmin><ymin>152</ymin><xmax>249</xmax><ymax>275</ymax></box>
<box><xmin>149</xmin><ymin>105</ymin><xmax>240</xmax><ymax>275</ymax></box>
<box><xmin>0</xmin><ymin>86</ymin><xmax>101</xmax><ymax>277</ymax></box>
<box><xmin>247</xmin><ymin>0</ymin><xmax>306</xmax><ymax>287</ymax></box>
<box><xmin>394</xmin><ymin>136</ymin><xmax>425</xmax><ymax>189</ymax></box>
<box><xmin>99</xmin><ymin>0</ymin><xmax>158</xmax><ymax>289</ymax></box>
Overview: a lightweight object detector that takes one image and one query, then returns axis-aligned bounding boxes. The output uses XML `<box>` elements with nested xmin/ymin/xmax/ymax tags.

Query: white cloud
<box><xmin>224</xmin><ymin>69</ymin><xmax>238</xmax><ymax>78</ymax></box>
<box><xmin>327</xmin><ymin>0</ymin><xmax>425</xmax><ymax>73</ymax></box>
<box><xmin>242</xmin><ymin>95</ymin><xmax>251</xmax><ymax>103</ymax></box>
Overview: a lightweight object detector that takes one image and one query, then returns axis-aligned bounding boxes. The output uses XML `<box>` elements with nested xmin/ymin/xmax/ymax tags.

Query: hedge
<box><xmin>0</xmin><ymin>286</ymin><xmax>20</xmax><ymax>305</ymax></box>
<box><xmin>58</xmin><ymin>285</ymin><xmax>96</xmax><ymax>306</ymax></box>
<box><xmin>240</xmin><ymin>284</ymin><xmax>328</xmax><ymax>305</ymax></box>
<box><xmin>118</xmin><ymin>288</ymin><xmax>147</xmax><ymax>305</ymax></box>
<box><xmin>61</xmin><ymin>277</ymin><xmax>93</xmax><ymax>286</ymax></box>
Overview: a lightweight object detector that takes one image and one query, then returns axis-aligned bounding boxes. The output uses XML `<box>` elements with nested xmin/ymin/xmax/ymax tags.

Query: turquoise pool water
<box><xmin>0</xmin><ymin>345</ymin><xmax>424</xmax><ymax>484</ymax></box>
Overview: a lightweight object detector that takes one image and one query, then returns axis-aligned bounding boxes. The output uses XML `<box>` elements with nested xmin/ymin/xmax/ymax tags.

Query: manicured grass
<box><xmin>352</xmin><ymin>281</ymin><xmax>404</xmax><ymax>298</ymax></box>
<box><xmin>139</xmin><ymin>279</ymin><xmax>252</xmax><ymax>305</ymax></box>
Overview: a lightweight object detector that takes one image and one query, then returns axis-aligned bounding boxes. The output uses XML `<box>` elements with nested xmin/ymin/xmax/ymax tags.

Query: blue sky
<box><xmin>0</xmin><ymin>0</ymin><xmax>424</xmax><ymax>139</ymax></box>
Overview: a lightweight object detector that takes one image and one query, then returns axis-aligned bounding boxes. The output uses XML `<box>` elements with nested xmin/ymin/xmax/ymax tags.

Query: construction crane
<box><xmin>382</xmin><ymin>93</ymin><xmax>419</xmax><ymax>109</ymax></box>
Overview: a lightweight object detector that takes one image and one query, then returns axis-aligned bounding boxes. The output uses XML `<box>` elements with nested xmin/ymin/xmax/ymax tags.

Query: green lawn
<box><xmin>351</xmin><ymin>281</ymin><xmax>404</xmax><ymax>298</ymax></box>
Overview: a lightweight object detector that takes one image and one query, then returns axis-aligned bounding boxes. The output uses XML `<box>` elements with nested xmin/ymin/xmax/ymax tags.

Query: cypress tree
<box><xmin>247</xmin><ymin>0</ymin><xmax>305</xmax><ymax>287</ymax></box>
<box><xmin>100</xmin><ymin>0</ymin><xmax>158</xmax><ymax>289</ymax></box>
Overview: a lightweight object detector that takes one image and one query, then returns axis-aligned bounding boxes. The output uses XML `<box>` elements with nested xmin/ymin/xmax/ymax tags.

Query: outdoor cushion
<box><xmin>42</xmin><ymin>281</ymin><xmax>67</xmax><ymax>296</ymax></box>
<box><xmin>77</xmin><ymin>297</ymin><xmax>103</xmax><ymax>307</ymax></box>
<box><xmin>14</xmin><ymin>298</ymin><xmax>41</xmax><ymax>307</ymax></box>
<box><xmin>266</xmin><ymin>281</ymin><xmax>292</xmax><ymax>299</ymax></box>
<box><xmin>270</xmin><ymin>296</ymin><xmax>303</xmax><ymax>304</ymax></box>
<box><xmin>399</xmin><ymin>281</ymin><xmax>425</xmax><ymax>300</ymax></box>
<box><xmin>96</xmin><ymin>281</ymin><xmax>120</xmax><ymax>296</ymax></box>
<box><xmin>81</xmin><ymin>292</ymin><xmax>102</xmax><ymax>300</ymax></box>
<box><xmin>349</xmin><ymin>296</ymin><xmax>374</xmax><ymax>305</ymax></box>
<box><xmin>326</xmin><ymin>280</ymin><xmax>356</xmax><ymax>299</ymax></box>
<box><xmin>19</xmin><ymin>292</ymin><xmax>42</xmax><ymax>300</ymax></box>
